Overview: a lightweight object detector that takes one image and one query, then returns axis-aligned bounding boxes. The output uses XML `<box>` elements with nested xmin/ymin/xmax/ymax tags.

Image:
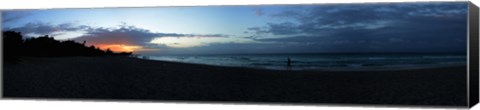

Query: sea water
<box><xmin>146</xmin><ymin>53</ymin><xmax>467</xmax><ymax>71</ymax></box>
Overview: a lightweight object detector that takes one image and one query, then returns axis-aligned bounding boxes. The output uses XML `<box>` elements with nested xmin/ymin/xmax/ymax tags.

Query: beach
<box><xmin>3</xmin><ymin>56</ymin><xmax>467</xmax><ymax>106</ymax></box>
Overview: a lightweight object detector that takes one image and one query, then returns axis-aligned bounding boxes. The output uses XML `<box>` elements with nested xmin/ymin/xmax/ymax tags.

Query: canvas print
<box><xmin>1</xmin><ymin>2</ymin><xmax>473</xmax><ymax>107</ymax></box>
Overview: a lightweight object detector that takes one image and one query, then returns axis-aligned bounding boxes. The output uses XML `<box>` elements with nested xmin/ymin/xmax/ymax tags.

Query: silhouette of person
<box><xmin>287</xmin><ymin>57</ymin><xmax>292</xmax><ymax>70</ymax></box>
<box><xmin>287</xmin><ymin>58</ymin><xmax>292</xmax><ymax>66</ymax></box>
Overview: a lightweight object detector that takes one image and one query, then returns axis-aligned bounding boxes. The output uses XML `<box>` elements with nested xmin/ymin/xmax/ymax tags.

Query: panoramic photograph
<box><xmin>2</xmin><ymin>2</ymin><xmax>469</xmax><ymax>106</ymax></box>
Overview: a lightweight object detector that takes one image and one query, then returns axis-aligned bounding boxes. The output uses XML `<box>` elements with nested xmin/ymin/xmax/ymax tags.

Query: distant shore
<box><xmin>3</xmin><ymin>56</ymin><xmax>467</xmax><ymax>106</ymax></box>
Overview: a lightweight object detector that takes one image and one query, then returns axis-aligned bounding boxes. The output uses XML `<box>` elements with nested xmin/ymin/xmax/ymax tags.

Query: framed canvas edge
<box><xmin>468</xmin><ymin>1</ymin><xmax>480</xmax><ymax>108</ymax></box>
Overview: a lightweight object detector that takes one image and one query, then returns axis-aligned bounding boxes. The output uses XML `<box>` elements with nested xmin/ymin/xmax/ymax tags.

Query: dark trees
<box><xmin>2</xmin><ymin>31</ymin><xmax>132</xmax><ymax>61</ymax></box>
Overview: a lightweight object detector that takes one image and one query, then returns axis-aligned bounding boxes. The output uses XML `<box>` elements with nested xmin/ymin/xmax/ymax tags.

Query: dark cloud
<box><xmin>6</xmin><ymin>22</ymin><xmax>228</xmax><ymax>50</ymax></box>
<box><xmin>246</xmin><ymin>2</ymin><xmax>468</xmax><ymax>53</ymax></box>
<box><xmin>5</xmin><ymin>22</ymin><xmax>91</xmax><ymax>36</ymax></box>
<box><xmin>73</xmin><ymin>26</ymin><xmax>163</xmax><ymax>46</ymax></box>
<box><xmin>74</xmin><ymin>25</ymin><xmax>228</xmax><ymax>47</ymax></box>
<box><xmin>263</xmin><ymin>2</ymin><xmax>467</xmax><ymax>35</ymax></box>
<box><xmin>266</xmin><ymin>22</ymin><xmax>301</xmax><ymax>35</ymax></box>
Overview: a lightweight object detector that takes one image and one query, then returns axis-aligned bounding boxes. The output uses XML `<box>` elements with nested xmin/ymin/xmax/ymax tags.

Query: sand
<box><xmin>3</xmin><ymin>56</ymin><xmax>467</xmax><ymax>106</ymax></box>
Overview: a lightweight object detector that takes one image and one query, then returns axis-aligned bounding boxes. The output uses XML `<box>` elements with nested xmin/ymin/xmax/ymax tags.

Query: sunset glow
<box><xmin>96</xmin><ymin>44</ymin><xmax>143</xmax><ymax>52</ymax></box>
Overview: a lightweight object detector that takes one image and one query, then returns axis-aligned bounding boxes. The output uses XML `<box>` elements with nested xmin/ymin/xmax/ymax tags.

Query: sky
<box><xmin>1</xmin><ymin>2</ymin><xmax>469</xmax><ymax>55</ymax></box>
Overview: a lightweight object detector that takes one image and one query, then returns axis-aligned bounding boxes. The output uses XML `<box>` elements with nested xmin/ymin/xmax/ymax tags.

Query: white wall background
<box><xmin>0</xmin><ymin>0</ymin><xmax>478</xmax><ymax>110</ymax></box>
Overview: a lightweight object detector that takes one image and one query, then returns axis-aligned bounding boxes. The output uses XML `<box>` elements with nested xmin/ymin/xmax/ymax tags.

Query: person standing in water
<box><xmin>287</xmin><ymin>57</ymin><xmax>292</xmax><ymax>70</ymax></box>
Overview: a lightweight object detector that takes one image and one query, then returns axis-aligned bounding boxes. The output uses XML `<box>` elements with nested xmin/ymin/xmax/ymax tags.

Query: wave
<box><xmin>146</xmin><ymin>54</ymin><xmax>467</xmax><ymax>71</ymax></box>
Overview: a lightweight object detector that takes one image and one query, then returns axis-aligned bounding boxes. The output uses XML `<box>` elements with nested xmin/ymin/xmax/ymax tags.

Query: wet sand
<box><xmin>3</xmin><ymin>56</ymin><xmax>467</xmax><ymax>106</ymax></box>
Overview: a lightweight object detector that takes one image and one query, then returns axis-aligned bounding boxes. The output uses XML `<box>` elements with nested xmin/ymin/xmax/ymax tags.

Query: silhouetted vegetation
<box><xmin>3</xmin><ymin>31</ymin><xmax>132</xmax><ymax>62</ymax></box>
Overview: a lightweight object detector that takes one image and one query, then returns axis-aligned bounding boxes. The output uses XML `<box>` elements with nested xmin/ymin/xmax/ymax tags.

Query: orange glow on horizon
<box><xmin>95</xmin><ymin>44</ymin><xmax>143</xmax><ymax>53</ymax></box>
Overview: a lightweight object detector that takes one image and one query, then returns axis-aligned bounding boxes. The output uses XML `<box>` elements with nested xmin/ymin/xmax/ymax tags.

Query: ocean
<box><xmin>143</xmin><ymin>53</ymin><xmax>467</xmax><ymax>71</ymax></box>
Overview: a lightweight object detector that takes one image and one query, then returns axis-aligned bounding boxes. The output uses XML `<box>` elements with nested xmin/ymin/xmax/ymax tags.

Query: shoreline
<box><xmin>135</xmin><ymin>56</ymin><xmax>467</xmax><ymax>72</ymax></box>
<box><xmin>3</xmin><ymin>56</ymin><xmax>468</xmax><ymax>106</ymax></box>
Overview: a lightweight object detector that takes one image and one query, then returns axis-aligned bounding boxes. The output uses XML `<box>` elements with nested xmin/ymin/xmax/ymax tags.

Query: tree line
<box><xmin>3</xmin><ymin>31</ymin><xmax>132</xmax><ymax>62</ymax></box>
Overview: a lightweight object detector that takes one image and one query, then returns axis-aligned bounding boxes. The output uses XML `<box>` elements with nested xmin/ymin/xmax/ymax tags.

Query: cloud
<box><xmin>265</xmin><ymin>22</ymin><xmax>302</xmax><ymax>35</ymax></box>
<box><xmin>5</xmin><ymin>22</ymin><xmax>91</xmax><ymax>38</ymax></box>
<box><xmin>71</xmin><ymin>24</ymin><xmax>231</xmax><ymax>52</ymax></box>
<box><xmin>244</xmin><ymin>2</ymin><xmax>468</xmax><ymax>53</ymax></box>
<box><xmin>259</xmin><ymin>2</ymin><xmax>467</xmax><ymax>35</ymax></box>
<box><xmin>73</xmin><ymin>26</ymin><xmax>160</xmax><ymax>46</ymax></box>
<box><xmin>5</xmin><ymin>21</ymin><xmax>231</xmax><ymax>52</ymax></box>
